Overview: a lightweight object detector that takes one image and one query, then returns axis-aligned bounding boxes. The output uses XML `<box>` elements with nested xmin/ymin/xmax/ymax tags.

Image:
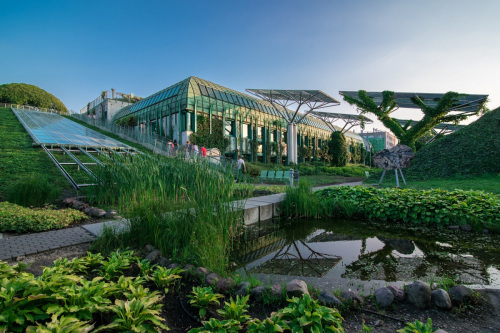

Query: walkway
<box><xmin>0</xmin><ymin>181</ymin><xmax>363</xmax><ymax>261</ymax></box>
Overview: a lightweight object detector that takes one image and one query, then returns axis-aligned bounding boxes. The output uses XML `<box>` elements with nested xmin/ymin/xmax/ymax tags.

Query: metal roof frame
<box><xmin>311</xmin><ymin>111</ymin><xmax>373</xmax><ymax>133</ymax></box>
<box><xmin>246</xmin><ymin>89</ymin><xmax>340</xmax><ymax>125</ymax></box>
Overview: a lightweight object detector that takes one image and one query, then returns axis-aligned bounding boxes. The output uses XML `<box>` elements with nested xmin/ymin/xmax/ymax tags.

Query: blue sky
<box><xmin>2</xmin><ymin>0</ymin><xmax>499</xmax><ymax>131</ymax></box>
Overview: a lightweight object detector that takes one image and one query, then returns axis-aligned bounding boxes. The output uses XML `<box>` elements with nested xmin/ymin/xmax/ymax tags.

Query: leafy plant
<box><xmin>247</xmin><ymin>312</ymin><xmax>289</xmax><ymax>332</ymax></box>
<box><xmin>26</xmin><ymin>314</ymin><xmax>94</xmax><ymax>333</ymax></box>
<box><xmin>95</xmin><ymin>296</ymin><xmax>169</xmax><ymax>332</ymax></box>
<box><xmin>98</xmin><ymin>249</ymin><xmax>137</xmax><ymax>280</ymax></box>
<box><xmin>0</xmin><ymin>202</ymin><xmax>87</xmax><ymax>233</ymax></box>
<box><xmin>279</xmin><ymin>293</ymin><xmax>345</xmax><ymax>333</ymax></box>
<box><xmin>397</xmin><ymin>318</ymin><xmax>436</xmax><ymax>333</ymax></box>
<box><xmin>328</xmin><ymin>131</ymin><xmax>348</xmax><ymax>167</ymax></box>
<box><xmin>217</xmin><ymin>295</ymin><xmax>250</xmax><ymax>322</ymax></box>
<box><xmin>136</xmin><ymin>259</ymin><xmax>156</xmax><ymax>277</ymax></box>
<box><xmin>188</xmin><ymin>286</ymin><xmax>223</xmax><ymax>319</ymax></box>
<box><xmin>188</xmin><ymin>318</ymin><xmax>241</xmax><ymax>333</ymax></box>
<box><xmin>149</xmin><ymin>266</ymin><xmax>183</xmax><ymax>291</ymax></box>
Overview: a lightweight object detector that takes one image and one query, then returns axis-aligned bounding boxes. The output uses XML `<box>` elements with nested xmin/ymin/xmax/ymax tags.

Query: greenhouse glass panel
<box><xmin>199</xmin><ymin>84</ymin><xmax>208</xmax><ymax>96</ymax></box>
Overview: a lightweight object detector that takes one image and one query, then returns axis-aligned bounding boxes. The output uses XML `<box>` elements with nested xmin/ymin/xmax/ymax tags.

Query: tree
<box><xmin>328</xmin><ymin>131</ymin><xmax>348</xmax><ymax>167</ymax></box>
<box><xmin>189</xmin><ymin>115</ymin><xmax>229</xmax><ymax>152</ymax></box>
<box><xmin>342</xmin><ymin>90</ymin><xmax>487</xmax><ymax>150</ymax></box>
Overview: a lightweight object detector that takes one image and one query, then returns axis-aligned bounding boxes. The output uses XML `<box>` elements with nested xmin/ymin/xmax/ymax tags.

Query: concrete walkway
<box><xmin>0</xmin><ymin>181</ymin><xmax>363</xmax><ymax>261</ymax></box>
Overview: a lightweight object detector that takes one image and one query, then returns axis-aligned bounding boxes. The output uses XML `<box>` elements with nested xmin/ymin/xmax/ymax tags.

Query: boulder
<box><xmin>194</xmin><ymin>267</ymin><xmax>210</xmax><ymax>276</ymax></box>
<box><xmin>180</xmin><ymin>264</ymin><xmax>194</xmax><ymax>277</ymax></box>
<box><xmin>270</xmin><ymin>284</ymin><xmax>282</xmax><ymax>297</ymax></box>
<box><xmin>104</xmin><ymin>210</ymin><xmax>118</xmax><ymax>218</ymax></box>
<box><xmin>406</xmin><ymin>280</ymin><xmax>431</xmax><ymax>309</ymax></box>
<box><xmin>318</xmin><ymin>290</ymin><xmax>342</xmax><ymax>307</ymax></box>
<box><xmin>216</xmin><ymin>277</ymin><xmax>235</xmax><ymax>293</ymax></box>
<box><xmin>251</xmin><ymin>285</ymin><xmax>266</xmax><ymax>299</ymax></box>
<box><xmin>234</xmin><ymin>282</ymin><xmax>251</xmax><ymax>296</ymax></box>
<box><xmin>85</xmin><ymin>207</ymin><xmax>106</xmax><ymax>217</ymax></box>
<box><xmin>374</xmin><ymin>287</ymin><xmax>394</xmax><ymax>308</ymax></box>
<box><xmin>167</xmin><ymin>263</ymin><xmax>180</xmax><ymax>270</ymax></box>
<box><xmin>434</xmin><ymin>330</ymin><xmax>448</xmax><ymax>333</ymax></box>
<box><xmin>431</xmin><ymin>289</ymin><xmax>452</xmax><ymax>310</ymax></box>
<box><xmin>449</xmin><ymin>285</ymin><xmax>472</xmax><ymax>305</ymax></box>
<box><xmin>205</xmin><ymin>273</ymin><xmax>221</xmax><ymax>286</ymax></box>
<box><xmin>145</xmin><ymin>249</ymin><xmax>161</xmax><ymax>263</ymax></box>
<box><xmin>286</xmin><ymin>279</ymin><xmax>309</xmax><ymax>298</ymax></box>
<box><xmin>387</xmin><ymin>285</ymin><xmax>405</xmax><ymax>301</ymax></box>
<box><xmin>447</xmin><ymin>225</ymin><xmax>460</xmax><ymax>230</ymax></box>
<box><xmin>341</xmin><ymin>290</ymin><xmax>363</xmax><ymax>304</ymax></box>
<box><xmin>157</xmin><ymin>257</ymin><xmax>171</xmax><ymax>268</ymax></box>
<box><xmin>460</xmin><ymin>224</ymin><xmax>472</xmax><ymax>232</ymax></box>
<box><xmin>144</xmin><ymin>245</ymin><xmax>155</xmax><ymax>252</ymax></box>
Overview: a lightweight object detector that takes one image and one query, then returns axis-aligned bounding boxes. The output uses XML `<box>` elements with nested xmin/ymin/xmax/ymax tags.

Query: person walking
<box><xmin>201</xmin><ymin>145</ymin><xmax>207</xmax><ymax>158</ymax></box>
<box><xmin>193</xmin><ymin>142</ymin><xmax>199</xmax><ymax>160</ymax></box>
<box><xmin>236</xmin><ymin>155</ymin><xmax>246</xmax><ymax>183</ymax></box>
<box><xmin>167</xmin><ymin>140</ymin><xmax>174</xmax><ymax>156</ymax></box>
<box><xmin>173</xmin><ymin>139</ymin><xmax>178</xmax><ymax>156</ymax></box>
<box><xmin>185</xmin><ymin>140</ymin><xmax>192</xmax><ymax>159</ymax></box>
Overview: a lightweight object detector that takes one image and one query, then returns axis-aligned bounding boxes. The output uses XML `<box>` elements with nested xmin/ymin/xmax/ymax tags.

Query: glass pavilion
<box><xmin>112</xmin><ymin>76</ymin><xmax>366</xmax><ymax>163</ymax></box>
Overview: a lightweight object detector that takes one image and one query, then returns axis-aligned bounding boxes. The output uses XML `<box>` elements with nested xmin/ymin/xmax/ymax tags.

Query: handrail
<box><xmin>1</xmin><ymin>103</ymin><xmax>67</xmax><ymax>115</ymax></box>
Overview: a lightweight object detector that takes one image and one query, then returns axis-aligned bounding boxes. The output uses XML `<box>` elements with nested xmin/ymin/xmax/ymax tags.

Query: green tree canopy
<box><xmin>189</xmin><ymin>115</ymin><xmax>229</xmax><ymax>152</ymax></box>
<box><xmin>342</xmin><ymin>90</ymin><xmax>487</xmax><ymax>150</ymax></box>
<box><xmin>328</xmin><ymin>131</ymin><xmax>348</xmax><ymax>167</ymax></box>
<box><xmin>0</xmin><ymin>83</ymin><xmax>68</xmax><ymax>113</ymax></box>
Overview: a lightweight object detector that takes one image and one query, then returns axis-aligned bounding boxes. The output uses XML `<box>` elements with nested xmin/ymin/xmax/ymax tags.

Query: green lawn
<box><xmin>0</xmin><ymin>108</ymin><xmax>68</xmax><ymax>197</ymax></box>
<box><xmin>370</xmin><ymin>173</ymin><xmax>500</xmax><ymax>195</ymax></box>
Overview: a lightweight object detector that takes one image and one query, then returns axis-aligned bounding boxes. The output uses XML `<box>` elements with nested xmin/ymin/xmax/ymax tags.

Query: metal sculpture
<box><xmin>374</xmin><ymin>144</ymin><xmax>414</xmax><ymax>187</ymax></box>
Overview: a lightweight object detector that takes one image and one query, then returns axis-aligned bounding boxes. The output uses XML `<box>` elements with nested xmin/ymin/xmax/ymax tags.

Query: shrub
<box><xmin>0</xmin><ymin>83</ymin><xmax>67</xmax><ymax>113</ymax></box>
<box><xmin>0</xmin><ymin>202</ymin><xmax>87</xmax><ymax>233</ymax></box>
<box><xmin>5</xmin><ymin>174</ymin><xmax>61</xmax><ymax>207</ymax></box>
<box><xmin>328</xmin><ymin>132</ymin><xmax>348</xmax><ymax>167</ymax></box>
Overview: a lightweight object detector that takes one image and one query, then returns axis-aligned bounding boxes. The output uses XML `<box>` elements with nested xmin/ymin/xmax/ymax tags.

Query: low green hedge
<box><xmin>317</xmin><ymin>186</ymin><xmax>500</xmax><ymax>231</ymax></box>
<box><xmin>0</xmin><ymin>202</ymin><xmax>88</xmax><ymax>233</ymax></box>
<box><xmin>245</xmin><ymin>161</ymin><xmax>372</xmax><ymax>178</ymax></box>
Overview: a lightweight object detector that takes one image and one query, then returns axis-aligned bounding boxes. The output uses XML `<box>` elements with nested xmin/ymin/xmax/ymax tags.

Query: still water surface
<box><xmin>235</xmin><ymin>219</ymin><xmax>500</xmax><ymax>292</ymax></box>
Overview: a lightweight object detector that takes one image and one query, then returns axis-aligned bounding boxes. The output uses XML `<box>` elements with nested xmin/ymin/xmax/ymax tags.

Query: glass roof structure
<box><xmin>339</xmin><ymin>91</ymin><xmax>488</xmax><ymax>113</ymax></box>
<box><xmin>112</xmin><ymin>76</ymin><xmax>349</xmax><ymax>136</ymax></box>
<box><xmin>311</xmin><ymin>111</ymin><xmax>373</xmax><ymax>134</ymax></box>
<box><xmin>246</xmin><ymin>89</ymin><xmax>340</xmax><ymax>104</ymax></box>
<box><xmin>13</xmin><ymin>108</ymin><xmax>131</xmax><ymax>148</ymax></box>
<box><xmin>393</xmin><ymin>118</ymin><xmax>464</xmax><ymax>132</ymax></box>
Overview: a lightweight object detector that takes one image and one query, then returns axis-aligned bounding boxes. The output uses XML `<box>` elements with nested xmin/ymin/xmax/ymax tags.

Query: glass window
<box><xmin>225</xmin><ymin>120</ymin><xmax>234</xmax><ymax>136</ymax></box>
<box><xmin>172</xmin><ymin>85</ymin><xmax>181</xmax><ymax>96</ymax></box>
<box><xmin>220</xmin><ymin>91</ymin><xmax>229</xmax><ymax>102</ymax></box>
<box><xmin>226</xmin><ymin>93</ymin><xmax>235</xmax><ymax>104</ymax></box>
<box><xmin>213</xmin><ymin>89</ymin><xmax>222</xmax><ymax>100</ymax></box>
<box><xmin>206</xmin><ymin>87</ymin><xmax>216</xmax><ymax>98</ymax></box>
<box><xmin>199</xmin><ymin>84</ymin><xmax>208</xmax><ymax>96</ymax></box>
<box><xmin>242</xmin><ymin>123</ymin><xmax>248</xmax><ymax>138</ymax></box>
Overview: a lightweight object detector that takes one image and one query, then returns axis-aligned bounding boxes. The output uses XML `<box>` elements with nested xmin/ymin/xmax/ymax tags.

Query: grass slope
<box><xmin>405</xmin><ymin>108</ymin><xmax>500</xmax><ymax>180</ymax></box>
<box><xmin>0</xmin><ymin>108</ymin><xmax>67</xmax><ymax>197</ymax></box>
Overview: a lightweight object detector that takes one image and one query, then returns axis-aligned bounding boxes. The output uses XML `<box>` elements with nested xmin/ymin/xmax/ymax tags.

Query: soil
<box><xmin>10</xmin><ymin>245</ymin><xmax>500</xmax><ymax>333</ymax></box>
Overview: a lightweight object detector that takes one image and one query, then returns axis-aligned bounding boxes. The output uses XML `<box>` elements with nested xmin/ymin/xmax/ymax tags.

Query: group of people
<box><xmin>167</xmin><ymin>139</ymin><xmax>207</xmax><ymax>159</ymax></box>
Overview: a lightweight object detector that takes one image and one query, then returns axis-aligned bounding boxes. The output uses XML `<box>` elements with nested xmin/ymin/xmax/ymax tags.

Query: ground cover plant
<box><xmin>0</xmin><ymin>108</ymin><xmax>67</xmax><ymax>202</ymax></box>
<box><xmin>0</xmin><ymin>202</ymin><xmax>87</xmax><ymax>233</ymax></box>
<box><xmin>89</xmin><ymin>152</ymin><xmax>243</xmax><ymax>274</ymax></box>
<box><xmin>314</xmin><ymin>186</ymin><xmax>500</xmax><ymax>232</ymax></box>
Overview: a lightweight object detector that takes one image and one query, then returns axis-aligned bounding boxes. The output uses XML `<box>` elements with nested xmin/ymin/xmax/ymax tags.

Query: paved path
<box><xmin>0</xmin><ymin>181</ymin><xmax>363</xmax><ymax>261</ymax></box>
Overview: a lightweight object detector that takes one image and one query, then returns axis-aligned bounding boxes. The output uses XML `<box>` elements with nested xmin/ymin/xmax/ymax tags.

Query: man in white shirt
<box><xmin>237</xmin><ymin>155</ymin><xmax>246</xmax><ymax>183</ymax></box>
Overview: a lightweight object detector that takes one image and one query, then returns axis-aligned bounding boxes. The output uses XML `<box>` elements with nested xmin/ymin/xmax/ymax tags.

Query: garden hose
<box><xmin>177</xmin><ymin>289</ymin><xmax>203</xmax><ymax>326</ymax></box>
<box><xmin>354</xmin><ymin>307</ymin><xmax>406</xmax><ymax>323</ymax></box>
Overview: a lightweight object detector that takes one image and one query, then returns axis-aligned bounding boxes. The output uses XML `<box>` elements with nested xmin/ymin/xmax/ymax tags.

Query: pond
<box><xmin>234</xmin><ymin>219</ymin><xmax>500</xmax><ymax>292</ymax></box>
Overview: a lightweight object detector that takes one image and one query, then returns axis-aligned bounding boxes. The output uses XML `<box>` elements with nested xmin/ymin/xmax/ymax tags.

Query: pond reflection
<box><xmin>235</xmin><ymin>219</ymin><xmax>500</xmax><ymax>290</ymax></box>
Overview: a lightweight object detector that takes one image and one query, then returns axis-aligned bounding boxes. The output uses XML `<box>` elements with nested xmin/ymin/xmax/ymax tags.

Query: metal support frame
<box><xmin>60</xmin><ymin>147</ymin><xmax>100</xmax><ymax>183</ymax></box>
<box><xmin>42</xmin><ymin>145</ymin><xmax>80</xmax><ymax>191</ymax></box>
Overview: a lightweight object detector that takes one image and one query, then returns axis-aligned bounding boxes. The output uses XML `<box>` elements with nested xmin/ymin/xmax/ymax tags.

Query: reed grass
<box><xmin>281</xmin><ymin>180</ymin><xmax>321</xmax><ymax>218</ymax></box>
<box><xmin>89</xmin><ymin>153</ymin><xmax>244</xmax><ymax>274</ymax></box>
<box><xmin>5</xmin><ymin>174</ymin><xmax>61</xmax><ymax>207</ymax></box>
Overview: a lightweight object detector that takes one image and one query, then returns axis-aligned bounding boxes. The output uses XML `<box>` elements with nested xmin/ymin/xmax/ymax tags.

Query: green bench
<box><xmin>259</xmin><ymin>170</ymin><xmax>293</xmax><ymax>184</ymax></box>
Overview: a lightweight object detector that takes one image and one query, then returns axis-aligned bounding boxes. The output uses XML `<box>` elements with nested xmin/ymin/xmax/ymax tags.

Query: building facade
<box><xmin>110</xmin><ymin>76</ymin><xmax>367</xmax><ymax>162</ymax></box>
<box><xmin>359</xmin><ymin>130</ymin><xmax>398</xmax><ymax>152</ymax></box>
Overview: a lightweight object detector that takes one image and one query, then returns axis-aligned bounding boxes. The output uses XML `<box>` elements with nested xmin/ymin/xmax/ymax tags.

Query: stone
<box><xmin>434</xmin><ymin>330</ymin><xmax>448</xmax><ymax>333</ymax></box>
<box><xmin>374</xmin><ymin>287</ymin><xmax>394</xmax><ymax>308</ymax></box>
<box><xmin>286</xmin><ymin>279</ymin><xmax>309</xmax><ymax>298</ymax></box>
<box><xmin>374</xmin><ymin>145</ymin><xmax>414</xmax><ymax>170</ymax></box>
<box><xmin>483</xmin><ymin>229</ymin><xmax>489</xmax><ymax>234</ymax></box>
<box><xmin>270</xmin><ymin>284</ymin><xmax>282</xmax><ymax>297</ymax></box>
<box><xmin>167</xmin><ymin>263</ymin><xmax>180</xmax><ymax>270</ymax></box>
<box><xmin>449</xmin><ymin>285</ymin><xmax>472</xmax><ymax>305</ymax></box>
<box><xmin>180</xmin><ymin>264</ymin><xmax>194</xmax><ymax>277</ymax></box>
<box><xmin>145</xmin><ymin>249</ymin><xmax>161</xmax><ymax>263</ymax></box>
<box><xmin>318</xmin><ymin>290</ymin><xmax>342</xmax><ymax>307</ymax></box>
<box><xmin>447</xmin><ymin>225</ymin><xmax>460</xmax><ymax>230</ymax></box>
<box><xmin>341</xmin><ymin>290</ymin><xmax>363</xmax><ymax>304</ymax></box>
<box><xmin>84</xmin><ymin>207</ymin><xmax>106</xmax><ymax>217</ymax></box>
<box><xmin>406</xmin><ymin>280</ymin><xmax>432</xmax><ymax>309</ymax></box>
<box><xmin>64</xmin><ymin>197</ymin><xmax>77</xmax><ymax>206</ymax></box>
<box><xmin>157</xmin><ymin>257</ymin><xmax>171</xmax><ymax>268</ymax></box>
<box><xmin>251</xmin><ymin>285</ymin><xmax>266</xmax><ymax>299</ymax></box>
<box><xmin>387</xmin><ymin>285</ymin><xmax>405</xmax><ymax>301</ymax></box>
<box><xmin>144</xmin><ymin>244</ymin><xmax>155</xmax><ymax>252</ymax></box>
<box><xmin>72</xmin><ymin>201</ymin><xmax>85</xmax><ymax>210</ymax></box>
<box><xmin>194</xmin><ymin>267</ymin><xmax>210</xmax><ymax>276</ymax></box>
<box><xmin>431</xmin><ymin>289</ymin><xmax>452</xmax><ymax>310</ymax></box>
<box><xmin>205</xmin><ymin>273</ymin><xmax>221</xmax><ymax>286</ymax></box>
<box><xmin>460</xmin><ymin>224</ymin><xmax>472</xmax><ymax>232</ymax></box>
<box><xmin>104</xmin><ymin>210</ymin><xmax>118</xmax><ymax>218</ymax></box>
<box><xmin>216</xmin><ymin>277</ymin><xmax>235</xmax><ymax>293</ymax></box>
<box><xmin>234</xmin><ymin>282</ymin><xmax>251</xmax><ymax>296</ymax></box>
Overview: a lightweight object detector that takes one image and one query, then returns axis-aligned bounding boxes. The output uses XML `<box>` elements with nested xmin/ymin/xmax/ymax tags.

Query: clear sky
<box><xmin>1</xmin><ymin>0</ymin><xmax>499</xmax><ymax>131</ymax></box>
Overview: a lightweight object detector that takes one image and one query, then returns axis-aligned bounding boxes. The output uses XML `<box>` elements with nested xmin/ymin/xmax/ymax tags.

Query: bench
<box><xmin>259</xmin><ymin>170</ymin><xmax>294</xmax><ymax>184</ymax></box>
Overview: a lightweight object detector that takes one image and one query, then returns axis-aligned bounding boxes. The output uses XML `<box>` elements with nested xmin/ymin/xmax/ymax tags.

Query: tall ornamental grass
<box><xmin>89</xmin><ymin>153</ymin><xmax>243</xmax><ymax>274</ymax></box>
